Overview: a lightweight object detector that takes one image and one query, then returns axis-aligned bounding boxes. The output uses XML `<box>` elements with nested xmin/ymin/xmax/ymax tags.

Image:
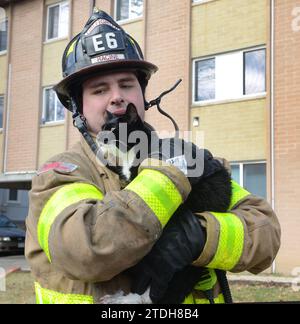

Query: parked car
<box><xmin>0</xmin><ymin>215</ymin><xmax>25</xmax><ymax>253</ymax></box>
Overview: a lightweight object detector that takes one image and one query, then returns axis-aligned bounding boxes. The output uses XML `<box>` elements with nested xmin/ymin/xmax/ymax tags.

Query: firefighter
<box><xmin>25</xmin><ymin>9</ymin><xmax>281</xmax><ymax>304</ymax></box>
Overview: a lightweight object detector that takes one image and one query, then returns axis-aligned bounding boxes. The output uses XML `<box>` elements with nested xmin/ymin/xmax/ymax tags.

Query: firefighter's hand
<box><xmin>129</xmin><ymin>205</ymin><xmax>206</xmax><ymax>303</ymax></box>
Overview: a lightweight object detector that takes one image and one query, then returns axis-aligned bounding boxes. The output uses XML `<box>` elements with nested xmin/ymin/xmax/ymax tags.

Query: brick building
<box><xmin>273</xmin><ymin>0</ymin><xmax>300</xmax><ymax>274</ymax></box>
<box><xmin>0</xmin><ymin>0</ymin><xmax>299</xmax><ymax>275</ymax></box>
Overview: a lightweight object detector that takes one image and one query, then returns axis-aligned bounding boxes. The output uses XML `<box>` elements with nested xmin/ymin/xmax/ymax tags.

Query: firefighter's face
<box><xmin>82</xmin><ymin>71</ymin><xmax>145</xmax><ymax>134</ymax></box>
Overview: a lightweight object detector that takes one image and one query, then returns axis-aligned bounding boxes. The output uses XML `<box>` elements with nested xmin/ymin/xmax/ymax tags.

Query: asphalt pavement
<box><xmin>0</xmin><ymin>254</ymin><xmax>30</xmax><ymax>273</ymax></box>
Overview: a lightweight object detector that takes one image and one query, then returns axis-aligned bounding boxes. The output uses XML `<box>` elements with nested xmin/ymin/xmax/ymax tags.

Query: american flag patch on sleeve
<box><xmin>37</xmin><ymin>162</ymin><xmax>78</xmax><ymax>175</ymax></box>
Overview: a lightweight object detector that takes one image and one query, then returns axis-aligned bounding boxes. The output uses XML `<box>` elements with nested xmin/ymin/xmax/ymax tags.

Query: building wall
<box><xmin>120</xmin><ymin>19</ymin><xmax>144</xmax><ymax>52</ymax></box>
<box><xmin>38</xmin><ymin>33</ymin><xmax>69</xmax><ymax>166</ymax></box>
<box><xmin>192</xmin><ymin>0</ymin><xmax>267</xmax><ymax>57</ymax></box>
<box><xmin>5</xmin><ymin>0</ymin><xmax>43</xmax><ymax>172</ymax></box>
<box><xmin>38</xmin><ymin>124</ymin><xmax>66</xmax><ymax>167</ymax></box>
<box><xmin>274</xmin><ymin>0</ymin><xmax>300</xmax><ymax>274</ymax></box>
<box><xmin>191</xmin><ymin>98</ymin><xmax>267</xmax><ymax>161</ymax></box>
<box><xmin>95</xmin><ymin>0</ymin><xmax>112</xmax><ymax>15</ymax></box>
<box><xmin>42</xmin><ymin>39</ymin><xmax>68</xmax><ymax>87</ymax></box>
<box><xmin>45</xmin><ymin>0</ymin><xmax>63</xmax><ymax>6</ymax></box>
<box><xmin>191</xmin><ymin>0</ymin><xmax>268</xmax><ymax>162</ymax></box>
<box><xmin>144</xmin><ymin>0</ymin><xmax>191</xmax><ymax>134</ymax></box>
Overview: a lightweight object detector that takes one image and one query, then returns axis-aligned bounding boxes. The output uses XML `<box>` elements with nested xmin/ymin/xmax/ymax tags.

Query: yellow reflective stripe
<box><xmin>194</xmin><ymin>269</ymin><xmax>217</xmax><ymax>291</ymax></box>
<box><xmin>126</xmin><ymin>169</ymin><xmax>183</xmax><ymax>228</ymax></box>
<box><xmin>182</xmin><ymin>293</ymin><xmax>195</xmax><ymax>304</ymax></box>
<box><xmin>229</xmin><ymin>180</ymin><xmax>250</xmax><ymax>210</ymax></box>
<box><xmin>195</xmin><ymin>293</ymin><xmax>225</xmax><ymax>304</ymax></box>
<box><xmin>207</xmin><ymin>212</ymin><xmax>244</xmax><ymax>270</ymax></box>
<box><xmin>35</xmin><ymin>282</ymin><xmax>93</xmax><ymax>304</ymax></box>
<box><xmin>183</xmin><ymin>293</ymin><xmax>225</xmax><ymax>304</ymax></box>
<box><xmin>66</xmin><ymin>39</ymin><xmax>77</xmax><ymax>57</ymax></box>
<box><xmin>38</xmin><ymin>183</ymin><xmax>103</xmax><ymax>262</ymax></box>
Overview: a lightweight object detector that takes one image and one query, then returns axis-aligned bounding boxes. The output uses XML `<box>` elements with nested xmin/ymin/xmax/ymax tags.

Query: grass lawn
<box><xmin>0</xmin><ymin>271</ymin><xmax>299</xmax><ymax>304</ymax></box>
<box><xmin>230</xmin><ymin>282</ymin><xmax>300</xmax><ymax>303</ymax></box>
<box><xmin>0</xmin><ymin>272</ymin><xmax>35</xmax><ymax>304</ymax></box>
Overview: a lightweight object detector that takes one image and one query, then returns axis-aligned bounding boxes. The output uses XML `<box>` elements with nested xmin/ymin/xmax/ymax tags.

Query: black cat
<box><xmin>98</xmin><ymin>104</ymin><xmax>232</xmax><ymax>304</ymax></box>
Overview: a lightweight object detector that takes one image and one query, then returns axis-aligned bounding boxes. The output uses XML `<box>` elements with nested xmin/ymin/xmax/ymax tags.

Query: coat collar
<box><xmin>79</xmin><ymin>134</ymin><xmax>120</xmax><ymax>183</ymax></box>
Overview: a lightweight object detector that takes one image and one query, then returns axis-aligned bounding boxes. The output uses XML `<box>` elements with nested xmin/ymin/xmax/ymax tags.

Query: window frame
<box><xmin>45</xmin><ymin>1</ymin><xmax>69</xmax><ymax>42</ymax></box>
<box><xmin>192</xmin><ymin>46</ymin><xmax>266</xmax><ymax>105</ymax></box>
<box><xmin>193</xmin><ymin>56</ymin><xmax>216</xmax><ymax>103</ymax></box>
<box><xmin>42</xmin><ymin>86</ymin><xmax>65</xmax><ymax>125</ymax></box>
<box><xmin>230</xmin><ymin>161</ymin><xmax>267</xmax><ymax>197</ymax></box>
<box><xmin>0</xmin><ymin>16</ymin><xmax>8</xmax><ymax>54</ymax></box>
<box><xmin>114</xmin><ymin>0</ymin><xmax>144</xmax><ymax>23</ymax></box>
<box><xmin>192</xmin><ymin>54</ymin><xmax>216</xmax><ymax>105</ymax></box>
<box><xmin>192</xmin><ymin>0</ymin><xmax>216</xmax><ymax>5</ymax></box>
<box><xmin>7</xmin><ymin>189</ymin><xmax>20</xmax><ymax>204</ymax></box>
<box><xmin>243</xmin><ymin>48</ymin><xmax>266</xmax><ymax>96</ymax></box>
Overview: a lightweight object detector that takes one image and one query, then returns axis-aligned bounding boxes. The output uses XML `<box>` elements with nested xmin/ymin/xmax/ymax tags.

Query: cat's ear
<box><xmin>126</xmin><ymin>103</ymin><xmax>139</xmax><ymax>124</ymax></box>
<box><xmin>102</xmin><ymin>111</ymin><xmax>119</xmax><ymax>131</ymax></box>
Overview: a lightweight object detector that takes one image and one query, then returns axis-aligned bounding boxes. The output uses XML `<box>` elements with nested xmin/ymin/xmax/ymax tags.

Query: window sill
<box><xmin>40</xmin><ymin>121</ymin><xmax>65</xmax><ymax>128</ymax></box>
<box><xmin>192</xmin><ymin>0</ymin><xmax>218</xmax><ymax>7</ymax></box>
<box><xmin>7</xmin><ymin>201</ymin><xmax>21</xmax><ymax>205</ymax></box>
<box><xmin>0</xmin><ymin>50</ymin><xmax>7</xmax><ymax>56</ymax></box>
<box><xmin>191</xmin><ymin>93</ymin><xmax>267</xmax><ymax>108</ymax></box>
<box><xmin>43</xmin><ymin>36</ymin><xmax>68</xmax><ymax>45</ymax></box>
<box><xmin>117</xmin><ymin>16</ymin><xmax>143</xmax><ymax>26</ymax></box>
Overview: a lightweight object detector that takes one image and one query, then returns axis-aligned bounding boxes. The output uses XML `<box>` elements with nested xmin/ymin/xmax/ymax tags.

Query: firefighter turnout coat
<box><xmin>25</xmin><ymin>136</ymin><xmax>281</xmax><ymax>304</ymax></box>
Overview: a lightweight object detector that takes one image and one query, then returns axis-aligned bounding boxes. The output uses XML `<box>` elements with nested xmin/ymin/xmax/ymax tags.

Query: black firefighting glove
<box><xmin>149</xmin><ymin>137</ymin><xmax>223</xmax><ymax>186</ymax></box>
<box><xmin>129</xmin><ymin>205</ymin><xmax>206</xmax><ymax>303</ymax></box>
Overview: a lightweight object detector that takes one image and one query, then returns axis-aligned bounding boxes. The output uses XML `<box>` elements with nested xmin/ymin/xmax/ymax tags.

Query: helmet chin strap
<box><xmin>145</xmin><ymin>79</ymin><xmax>182</xmax><ymax>138</ymax></box>
<box><xmin>71</xmin><ymin>98</ymin><xmax>99</xmax><ymax>154</ymax></box>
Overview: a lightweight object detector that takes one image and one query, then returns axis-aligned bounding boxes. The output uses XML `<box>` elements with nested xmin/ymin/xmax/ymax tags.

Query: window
<box><xmin>8</xmin><ymin>189</ymin><xmax>18</xmax><ymax>202</ymax></box>
<box><xmin>115</xmin><ymin>0</ymin><xmax>143</xmax><ymax>22</ymax></box>
<box><xmin>230</xmin><ymin>162</ymin><xmax>266</xmax><ymax>198</ymax></box>
<box><xmin>46</xmin><ymin>1</ymin><xmax>69</xmax><ymax>41</ymax></box>
<box><xmin>42</xmin><ymin>87</ymin><xmax>65</xmax><ymax>124</ymax></box>
<box><xmin>195</xmin><ymin>58</ymin><xmax>215</xmax><ymax>101</ymax></box>
<box><xmin>193</xmin><ymin>48</ymin><xmax>266</xmax><ymax>103</ymax></box>
<box><xmin>0</xmin><ymin>14</ymin><xmax>8</xmax><ymax>52</ymax></box>
<box><xmin>231</xmin><ymin>164</ymin><xmax>240</xmax><ymax>184</ymax></box>
<box><xmin>0</xmin><ymin>95</ymin><xmax>3</xmax><ymax>129</ymax></box>
<box><xmin>244</xmin><ymin>49</ymin><xmax>266</xmax><ymax>95</ymax></box>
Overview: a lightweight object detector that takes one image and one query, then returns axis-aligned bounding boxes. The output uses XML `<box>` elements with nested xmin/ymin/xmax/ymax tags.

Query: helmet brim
<box><xmin>54</xmin><ymin>60</ymin><xmax>158</xmax><ymax>110</ymax></box>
